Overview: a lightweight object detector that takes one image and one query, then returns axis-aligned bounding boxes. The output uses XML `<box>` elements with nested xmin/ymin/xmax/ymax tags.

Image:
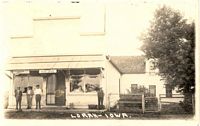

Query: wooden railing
<box><xmin>108</xmin><ymin>93</ymin><xmax>160</xmax><ymax>113</ymax></box>
<box><xmin>108</xmin><ymin>93</ymin><xmax>145</xmax><ymax>113</ymax></box>
<box><xmin>159</xmin><ymin>94</ymin><xmax>184</xmax><ymax>111</ymax></box>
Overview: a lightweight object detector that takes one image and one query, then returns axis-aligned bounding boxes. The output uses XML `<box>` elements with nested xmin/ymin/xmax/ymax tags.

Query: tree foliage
<box><xmin>140</xmin><ymin>6</ymin><xmax>195</xmax><ymax>96</ymax></box>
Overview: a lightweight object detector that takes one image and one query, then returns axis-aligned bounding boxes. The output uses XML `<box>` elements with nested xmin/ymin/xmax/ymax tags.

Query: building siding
<box><xmin>120</xmin><ymin>74</ymin><xmax>165</xmax><ymax>98</ymax></box>
<box><xmin>5</xmin><ymin>3</ymin><xmax>106</xmax><ymax>57</ymax></box>
<box><xmin>105</xmin><ymin>60</ymin><xmax>121</xmax><ymax>108</ymax></box>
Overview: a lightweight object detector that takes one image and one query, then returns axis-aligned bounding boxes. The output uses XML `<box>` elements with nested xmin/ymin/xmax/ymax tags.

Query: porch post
<box><xmin>65</xmin><ymin>71</ymin><xmax>70</xmax><ymax>107</ymax></box>
<box><xmin>8</xmin><ymin>72</ymin><xmax>14</xmax><ymax>108</ymax></box>
<box><xmin>103</xmin><ymin>67</ymin><xmax>108</xmax><ymax>109</ymax></box>
<box><xmin>142</xmin><ymin>94</ymin><xmax>145</xmax><ymax>113</ymax></box>
<box><xmin>42</xmin><ymin>77</ymin><xmax>47</xmax><ymax>106</ymax></box>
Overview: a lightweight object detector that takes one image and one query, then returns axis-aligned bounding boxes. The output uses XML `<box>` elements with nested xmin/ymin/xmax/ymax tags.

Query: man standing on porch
<box><xmin>34</xmin><ymin>85</ymin><xmax>42</xmax><ymax>110</ymax></box>
<box><xmin>14</xmin><ymin>87</ymin><xmax>22</xmax><ymax>111</ymax></box>
<box><xmin>97</xmin><ymin>87</ymin><xmax>104</xmax><ymax>110</ymax></box>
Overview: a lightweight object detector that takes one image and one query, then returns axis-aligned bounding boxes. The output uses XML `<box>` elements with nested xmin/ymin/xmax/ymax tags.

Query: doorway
<box><xmin>55</xmin><ymin>71</ymin><xmax>66</xmax><ymax>106</ymax></box>
<box><xmin>46</xmin><ymin>70</ymin><xmax>66</xmax><ymax>106</ymax></box>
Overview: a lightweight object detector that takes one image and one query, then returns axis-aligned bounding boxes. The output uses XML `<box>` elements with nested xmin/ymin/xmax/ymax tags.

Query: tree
<box><xmin>140</xmin><ymin>6</ymin><xmax>195</xmax><ymax>113</ymax></box>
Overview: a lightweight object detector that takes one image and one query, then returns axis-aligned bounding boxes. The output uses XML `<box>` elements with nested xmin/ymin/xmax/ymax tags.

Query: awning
<box><xmin>6</xmin><ymin>55</ymin><xmax>105</xmax><ymax>70</ymax></box>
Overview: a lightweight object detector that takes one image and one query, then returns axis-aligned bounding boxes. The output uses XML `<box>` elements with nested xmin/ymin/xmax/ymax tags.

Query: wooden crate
<box><xmin>88</xmin><ymin>104</ymin><xmax>97</xmax><ymax>109</ymax></box>
<box><xmin>118</xmin><ymin>94</ymin><xmax>144</xmax><ymax>113</ymax></box>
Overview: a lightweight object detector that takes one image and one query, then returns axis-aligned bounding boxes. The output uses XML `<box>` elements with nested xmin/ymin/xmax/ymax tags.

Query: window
<box><xmin>131</xmin><ymin>84</ymin><xmax>138</xmax><ymax>89</ymax></box>
<box><xmin>166</xmin><ymin>84</ymin><xmax>172</xmax><ymax>97</ymax></box>
<box><xmin>14</xmin><ymin>75</ymin><xmax>28</xmax><ymax>93</ymax></box>
<box><xmin>70</xmin><ymin>69</ymin><xmax>84</xmax><ymax>93</ymax></box>
<box><xmin>69</xmin><ymin>68</ymin><xmax>101</xmax><ymax>93</ymax></box>
<box><xmin>29</xmin><ymin>76</ymin><xmax>43</xmax><ymax>88</ymax></box>
<box><xmin>70</xmin><ymin>75</ymin><xmax>84</xmax><ymax>93</ymax></box>
<box><xmin>148</xmin><ymin>60</ymin><xmax>156</xmax><ymax>75</ymax></box>
<box><xmin>131</xmin><ymin>84</ymin><xmax>138</xmax><ymax>93</ymax></box>
<box><xmin>13</xmin><ymin>74</ymin><xmax>43</xmax><ymax>93</ymax></box>
<box><xmin>149</xmin><ymin>85</ymin><xmax>156</xmax><ymax>97</ymax></box>
<box><xmin>85</xmin><ymin>75</ymin><xmax>100</xmax><ymax>93</ymax></box>
<box><xmin>71</xmin><ymin>1</ymin><xmax>80</xmax><ymax>3</ymax></box>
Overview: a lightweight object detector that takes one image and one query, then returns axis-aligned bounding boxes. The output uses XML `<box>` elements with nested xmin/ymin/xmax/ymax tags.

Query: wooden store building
<box><xmin>4</xmin><ymin>2</ymin><xmax>177</xmax><ymax>109</ymax></box>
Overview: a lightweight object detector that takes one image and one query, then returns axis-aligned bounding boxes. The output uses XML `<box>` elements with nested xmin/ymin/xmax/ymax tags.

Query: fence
<box><xmin>108</xmin><ymin>93</ymin><xmax>155</xmax><ymax>113</ymax></box>
<box><xmin>107</xmin><ymin>93</ymin><xmax>120</xmax><ymax>111</ymax></box>
<box><xmin>118</xmin><ymin>93</ymin><xmax>145</xmax><ymax>113</ymax></box>
<box><xmin>108</xmin><ymin>93</ymin><xmax>194</xmax><ymax>113</ymax></box>
<box><xmin>159</xmin><ymin>94</ymin><xmax>184</xmax><ymax>111</ymax></box>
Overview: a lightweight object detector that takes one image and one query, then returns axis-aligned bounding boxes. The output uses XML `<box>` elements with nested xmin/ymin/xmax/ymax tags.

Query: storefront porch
<box><xmin>6</xmin><ymin>55</ymin><xmax>109</xmax><ymax>109</ymax></box>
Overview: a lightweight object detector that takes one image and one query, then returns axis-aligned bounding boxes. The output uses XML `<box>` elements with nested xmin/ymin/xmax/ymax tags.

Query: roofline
<box><xmin>108</xmin><ymin>59</ymin><xmax>122</xmax><ymax>75</ymax></box>
<box><xmin>122</xmin><ymin>72</ymin><xmax>146</xmax><ymax>74</ymax></box>
<box><xmin>11</xmin><ymin>54</ymin><xmax>104</xmax><ymax>58</ymax></box>
<box><xmin>108</xmin><ymin>55</ymin><xmax>148</xmax><ymax>75</ymax></box>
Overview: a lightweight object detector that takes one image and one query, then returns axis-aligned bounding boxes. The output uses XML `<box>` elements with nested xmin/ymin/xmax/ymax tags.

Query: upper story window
<box><xmin>149</xmin><ymin>60</ymin><xmax>155</xmax><ymax>71</ymax></box>
<box><xmin>147</xmin><ymin>59</ymin><xmax>159</xmax><ymax>75</ymax></box>
<box><xmin>71</xmin><ymin>1</ymin><xmax>80</xmax><ymax>3</ymax></box>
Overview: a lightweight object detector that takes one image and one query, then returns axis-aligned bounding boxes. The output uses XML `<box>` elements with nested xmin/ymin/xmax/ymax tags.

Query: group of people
<box><xmin>15</xmin><ymin>84</ymin><xmax>105</xmax><ymax>110</ymax></box>
<box><xmin>14</xmin><ymin>85</ymin><xmax>42</xmax><ymax>111</ymax></box>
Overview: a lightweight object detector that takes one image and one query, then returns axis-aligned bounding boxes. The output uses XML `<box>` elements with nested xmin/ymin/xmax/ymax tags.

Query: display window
<box><xmin>69</xmin><ymin>68</ymin><xmax>101</xmax><ymax>93</ymax></box>
<box><xmin>13</xmin><ymin>71</ymin><xmax>43</xmax><ymax>93</ymax></box>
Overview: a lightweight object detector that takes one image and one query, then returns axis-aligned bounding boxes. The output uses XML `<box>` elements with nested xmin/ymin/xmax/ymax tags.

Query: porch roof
<box><xmin>5</xmin><ymin>55</ymin><xmax>105</xmax><ymax>70</ymax></box>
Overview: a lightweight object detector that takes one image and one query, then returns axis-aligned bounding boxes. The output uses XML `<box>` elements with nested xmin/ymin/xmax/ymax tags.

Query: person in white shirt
<box><xmin>26</xmin><ymin>86</ymin><xmax>34</xmax><ymax>109</ymax></box>
<box><xmin>34</xmin><ymin>85</ymin><xmax>42</xmax><ymax>110</ymax></box>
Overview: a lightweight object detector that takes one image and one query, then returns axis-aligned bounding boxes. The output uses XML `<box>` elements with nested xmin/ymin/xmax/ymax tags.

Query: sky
<box><xmin>105</xmin><ymin>0</ymin><xmax>196</xmax><ymax>56</ymax></box>
<box><xmin>0</xmin><ymin>0</ymin><xmax>196</xmax><ymax>57</ymax></box>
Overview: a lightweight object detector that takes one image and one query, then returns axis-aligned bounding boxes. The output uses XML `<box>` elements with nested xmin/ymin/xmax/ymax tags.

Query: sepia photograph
<box><xmin>0</xmin><ymin>0</ymin><xmax>199</xmax><ymax>125</ymax></box>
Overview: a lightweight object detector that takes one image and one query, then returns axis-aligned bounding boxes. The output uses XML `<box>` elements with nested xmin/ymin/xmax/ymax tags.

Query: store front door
<box><xmin>55</xmin><ymin>71</ymin><xmax>66</xmax><ymax>106</ymax></box>
<box><xmin>46</xmin><ymin>71</ymin><xmax>66</xmax><ymax>106</ymax></box>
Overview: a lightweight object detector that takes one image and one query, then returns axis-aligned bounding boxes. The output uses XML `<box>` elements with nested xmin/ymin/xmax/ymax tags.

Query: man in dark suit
<box><xmin>97</xmin><ymin>87</ymin><xmax>104</xmax><ymax>110</ymax></box>
<box><xmin>15</xmin><ymin>87</ymin><xmax>22</xmax><ymax>111</ymax></box>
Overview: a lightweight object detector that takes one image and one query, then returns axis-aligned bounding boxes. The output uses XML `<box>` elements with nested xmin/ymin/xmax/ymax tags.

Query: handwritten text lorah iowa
<box><xmin>71</xmin><ymin>113</ymin><xmax>130</xmax><ymax>119</ymax></box>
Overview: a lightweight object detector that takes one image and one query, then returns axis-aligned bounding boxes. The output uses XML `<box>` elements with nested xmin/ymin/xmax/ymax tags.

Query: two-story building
<box><xmin>3</xmin><ymin>1</ymin><xmax>179</xmax><ymax>109</ymax></box>
<box><xmin>3</xmin><ymin>2</ymin><xmax>118</xmax><ymax>109</ymax></box>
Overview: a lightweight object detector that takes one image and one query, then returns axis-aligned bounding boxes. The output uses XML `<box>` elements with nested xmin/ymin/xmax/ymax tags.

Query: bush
<box><xmin>179</xmin><ymin>94</ymin><xmax>194</xmax><ymax>114</ymax></box>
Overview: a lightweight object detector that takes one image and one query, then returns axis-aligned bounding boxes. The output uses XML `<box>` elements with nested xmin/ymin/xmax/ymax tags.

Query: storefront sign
<box><xmin>13</xmin><ymin>70</ymin><xmax>30</xmax><ymax>75</ymax></box>
<box><xmin>39</xmin><ymin>69</ymin><xmax>57</xmax><ymax>73</ymax></box>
